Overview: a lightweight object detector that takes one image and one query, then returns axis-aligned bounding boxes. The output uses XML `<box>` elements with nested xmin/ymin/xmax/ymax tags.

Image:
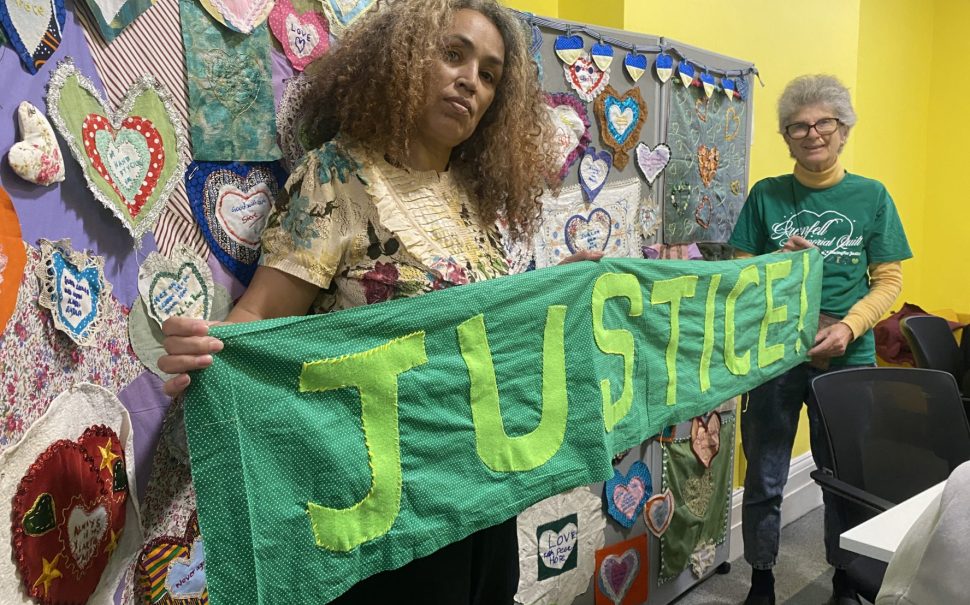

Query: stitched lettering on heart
<box><xmin>691</xmin><ymin>412</ymin><xmax>722</xmax><ymax>468</ymax></box>
<box><xmin>605</xmin><ymin>97</ymin><xmax>638</xmax><ymax>144</ymax></box>
<box><xmin>644</xmin><ymin>489</ymin><xmax>674</xmax><ymax>537</ymax></box>
<box><xmin>216</xmin><ymin>183</ymin><xmax>272</xmax><ymax>248</ymax></box>
<box><xmin>548</xmin><ymin>105</ymin><xmax>585</xmax><ymax>169</ymax></box>
<box><xmin>635</xmin><ymin>142</ymin><xmax>670</xmax><ymax>186</ymax></box>
<box><xmin>612</xmin><ymin>478</ymin><xmax>646</xmax><ymax>520</ymax></box>
<box><xmin>148</xmin><ymin>263</ymin><xmax>211</xmax><ymax>324</ymax></box>
<box><xmin>697</xmin><ymin>144</ymin><xmax>720</xmax><ymax>188</ymax></box>
<box><xmin>137</xmin><ymin>512</ymin><xmax>208</xmax><ymax>602</ymax></box>
<box><xmin>600</xmin><ymin>549</ymin><xmax>639</xmax><ymax>602</ymax></box>
<box><xmin>165</xmin><ymin>539</ymin><xmax>207</xmax><ymax>597</ymax></box>
<box><xmin>68</xmin><ymin>504</ymin><xmax>108</xmax><ymax>569</ymax></box>
<box><xmin>82</xmin><ymin>114</ymin><xmax>164</xmax><ymax>216</ymax></box>
<box><xmin>53</xmin><ymin>252</ymin><xmax>101</xmax><ymax>333</ymax></box>
<box><xmin>564</xmin><ymin>208</ymin><xmax>612</xmax><ymax>253</ymax></box>
<box><xmin>538</xmin><ymin>522</ymin><xmax>578</xmax><ymax>570</ymax></box>
<box><xmin>565</xmin><ymin>55</ymin><xmax>608</xmax><ymax>101</ymax></box>
<box><xmin>579</xmin><ymin>147</ymin><xmax>611</xmax><ymax>202</ymax></box>
<box><xmin>286</xmin><ymin>13</ymin><xmax>319</xmax><ymax>57</ymax></box>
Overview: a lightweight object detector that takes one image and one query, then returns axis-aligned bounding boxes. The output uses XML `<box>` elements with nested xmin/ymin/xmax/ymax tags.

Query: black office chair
<box><xmin>900</xmin><ymin>314</ymin><xmax>970</xmax><ymax>397</ymax></box>
<box><xmin>809</xmin><ymin>367</ymin><xmax>970</xmax><ymax>602</ymax></box>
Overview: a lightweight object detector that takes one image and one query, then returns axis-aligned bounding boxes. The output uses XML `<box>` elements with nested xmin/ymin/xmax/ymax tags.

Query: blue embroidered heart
<box><xmin>166</xmin><ymin>539</ymin><xmax>207</xmax><ymax>597</ymax></box>
<box><xmin>564</xmin><ymin>208</ymin><xmax>612</xmax><ymax>253</ymax></box>
<box><xmin>604</xmin><ymin>96</ymin><xmax>640</xmax><ymax>145</ymax></box>
<box><xmin>590</xmin><ymin>42</ymin><xmax>614</xmax><ymax>71</ymax></box>
<box><xmin>554</xmin><ymin>34</ymin><xmax>584</xmax><ymax>65</ymax></box>
<box><xmin>0</xmin><ymin>0</ymin><xmax>66</xmax><ymax>74</ymax></box>
<box><xmin>655</xmin><ymin>53</ymin><xmax>673</xmax><ymax>82</ymax></box>
<box><xmin>187</xmin><ymin>161</ymin><xmax>287</xmax><ymax>285</ymax></box>
<box><xmin>721</xmin><ymin>78</ymin><xmax>736</xmax><ymax>98</ymax></box>
<box><xmin>604</xmin><ymin>461</ymin><xmax>652</xmax><ymax>528</ymax></box>
<box><xmin>51</xmin><ymin>251</ymin><xmax>102</xmax><ymax>338</ymax></box>
<box><xmin>624</xmin><ymin>52</ymin><xmax>647</xmax><ymax>82</ymax></box>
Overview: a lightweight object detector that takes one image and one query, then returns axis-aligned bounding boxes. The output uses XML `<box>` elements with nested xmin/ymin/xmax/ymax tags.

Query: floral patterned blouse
<box><xmin>260</xmin><ymin>137</ymin><xmax>509</xmax><ymax>313</ymax></box>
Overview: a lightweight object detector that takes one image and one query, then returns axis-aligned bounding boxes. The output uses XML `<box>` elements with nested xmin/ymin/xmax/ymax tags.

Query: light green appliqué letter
<box><xmin>592</xmin><ymin>273</ymin><xmax>643</xmax><ymax>432</ymax></box>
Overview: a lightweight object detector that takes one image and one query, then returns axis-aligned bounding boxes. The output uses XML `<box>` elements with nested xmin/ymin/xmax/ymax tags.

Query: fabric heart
<box><xmin>0</xmin><ymin>0</ymin><xmax>65</xmax><ymax>74</ymax></box>
<box><xmin>599</xmin><ymin>548</ymin><xmax>639</xmax><ymax>604</ymax></box>
<box><xmin>84</xmin><ymin>0</ymin><xmax>127</xmax><ymax>28</ymax></box>
<box><xmin>684</xmin><ymin>468</ymin><xmax>715</xmax><ymax>517</ymax></box>
<box><xmin>0</xmin><ymin>189</ymin><xmax>27</xmax><ymax>333</ymax></box>
<box><xmin>11</xmin><ymin>425</ymin><xmax>128</xmax><ymax>603</ymax></box>
<box><xmin>563</xmin><ymin>52</ymin><xmax>609</xmax><ymax>102</ymax></box>
<box><xmin>624</xmin><ymin>51</ymin><xmax>646</xmax><ymax>82</ymax></box>
<box><xmin>138</xmin><ymin>244</ymin><xmax>215</xmax><ymax>328</ymax></box>
<box><xmin>564</xmin><ymin>208</ymin><xmax>612</xmax><ymax>254</ymax></box>
<box><xmin>137</xmin><ymin>511</ymin><xmax>208</xmax><ymax>602</ymax></box>
<box><xmin>697</xmin><ymin>144</ymin><xmax>720</xmax><ymax>187</ymax></box>
<box><xmin>655</xmin><ymin>52</ymin><xmax>673</xmax><ymax>83</ymax></box>
<box><xmin>604</xmin><ymin>460</ymin><xmax>651</xmax><ymax>528</ymax></box>
<box><xmin>635</xmin><ymin>142</ymin><xmax>670</xmax><ymax>186</ymax></box>
<box><xmin>593</xmin><ymin>85</ymin><xmax>645</xmax><ymax>170</ymax></box>
<box><xmin>700</xmin><ymin>72</ymin><xmax>716</xmax><ymax>98</ymax></box>
<box><xmin>579</xmin><ymin>146</ymin><xmax>611</xmax><ymax>202</ymax></box>
<box><xmin>644</xmin><ymin>489</ymin><xmax>674</xmax><ymax>537</ymax></box>
<box><xmin>269</xmin><ymin>0</ymin><xmax>330</xmax><ymax>71</ymax></box>
<box><xmin>694</xmin><ymin>98</ymin><xmax>708</xmax><ymax>123</ymax></box>
<box><xmin>725</xmin><ymin>106</ymin><xmax>741</xmax><ymax>141</ymax></box>
<box><xmin>538</xmin><ymin>522</ymin><xmax>578</xmax><ymax>570</ymax></box>
<box><xmin>319</xmin><ymin>0</ymin><xmax>375</xmax><ymax>37</ymax></box>
<box><xmin>695</xmin><ymin>194</ymin><xmax>713</xmax><ymax>229</ymax></box>
<box><xmin>590</xmin><ymin>41</ymin><xmax>613</xmax><ymax>71</ymax></box>
<box><xmin>34</xmin><ymin>239</ymin><xmax>112</xmax><ymax>347</ymax></box>
<box><xmin>678</xmin><ymin>60</ymin><xmax>696</xmax><ymax>87</ymax></box>
<box><xmin>198</xmin><ymin>0</ymin><xmax>273</xmax><ymax>33</ymax></box>
<box><xmin>46</xmin><ymin>59</ymin><xmax>188</xmax><ymax>243</ymax></box>
<box><xmin>201</xmin><ymin>49</ymin><xmax>262</xmax><ymax>117</ymax></box>
<box><xmin>544</xmin><ymin>92</ymin><xmax>590</xmax><ymax>180</ymax></box>
<box><xmin>721</xmin><ymin>77</ymin><xmax>736</xmax><ymax>99</ymax></box>
<box><xmin>8</xmin><ymin>101</ymin><xmax>65</xmax><ymax>186</ymax></box>
<box><xmin>187</xmin><ymin>161</ymin><xmax>286</xmax><ymax>285</ymax></box>
<box><xmin>691</xmin><ymin>412</ymin><xmax>722</xmax><ymax>468</ymax></box>
<box><xmin>554</xmin><ymin>34</ymin><xmax>583</xmax><ymax>65</ymax></box>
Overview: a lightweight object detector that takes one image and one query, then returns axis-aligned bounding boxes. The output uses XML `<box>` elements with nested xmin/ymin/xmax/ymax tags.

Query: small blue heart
<box><xmin>655</xmin><ymin>53</ymin><xmax>673</xmax><ymax>82</ymax></box>
<box><xmin>52</xmin><ymin>252</ymin><xmax>102</xmax><ymax>338</ymax></box>
<box><xmin>624</xmin><ymin>52</ymin><xmax>647</xmax><ymax>82</ymax></box>
<box><xmin>554</xmin><ymin>34</ymin><xmax>584</xmax><ymax>51</ymax></box>
<box><xmin>721</xmin><ymin>78</ymin><xmax>736</xmax><ymax>96</ymax></box>
<box><xmin>700</xmin><ymin>72</ymin><xmax>715</xmax><ymax>86</ymax></box>
<box><xmin>590</xmin><ymin>42</ymin><xmax>614</xmax><ymax>70</ymax></box>
<box><xmin>604</xmin><ymin>461</ymin><xmax>653</xmax><ymax>528</ymax></box>
<box><xmin>679</xmin><ymin>60</ymin><xmax>695</xmax><ymax>82</ymax></box>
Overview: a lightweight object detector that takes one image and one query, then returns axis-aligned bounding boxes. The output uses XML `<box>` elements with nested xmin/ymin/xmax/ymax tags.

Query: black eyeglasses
<box><xmin>784</xmin><ymin>118</ymin><xmax>841</xmax><ymax>139</ymax></box>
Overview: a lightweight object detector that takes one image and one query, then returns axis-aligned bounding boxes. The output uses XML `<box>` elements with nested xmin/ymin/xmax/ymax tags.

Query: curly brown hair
<box><xmin>300</xmin><ymin>0</ymin><xmax>557</xmax><ymax>240</ymax></box>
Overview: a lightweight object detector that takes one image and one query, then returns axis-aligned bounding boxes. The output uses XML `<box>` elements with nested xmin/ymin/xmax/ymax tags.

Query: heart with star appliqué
<box><xmin>34</xmin><ymin>238</ymin><xmax>112</xmax><ymax>347</ymax></box>
<box><xmin>12</xmin><ymin>425</ymin><xmax>128</xmax><ymax>604</ymax></box>
<box><xmin>187</xmin><ymin>161</ymin><xmax>286</xmax><ymax>285</ymax></box>
<box><xmin>593</xmin><ymin>86</ymin><xmax>646</xmax><ymax>170</ymax></box>
<box><xmin>46</xmin><ymin>59</ymin><xmax>188</xmax><ymax>244</ymax></box>
<box><xmin>136</xmin><ymin>511</ymin><xmax>208</xmax><ymax>604</ymax></box>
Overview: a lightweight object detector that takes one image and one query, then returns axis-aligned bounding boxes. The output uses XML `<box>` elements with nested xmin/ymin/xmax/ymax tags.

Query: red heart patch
<box><xmin>81</xmin><ymin>114</ymin><xmax>164</xmax><ymax>218</ymax></box>
<box><xmin>691</xmin><ymin>412</ymin><xmax>722</xmax><ymax>468</ymax></box>
<box><xmin>12</xmin><ymin>425</ymin><xmax>128</xmax><ymax>603</ymax></box>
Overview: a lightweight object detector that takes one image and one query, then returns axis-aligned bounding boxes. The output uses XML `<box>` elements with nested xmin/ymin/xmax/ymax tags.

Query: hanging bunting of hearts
<box><xmin>700</xmin><ymin>72</ymin><xmax>716</xmax><ymax>98</ymax></box>
<box><xmin>544</xmin><ymin>92</ymin><xmax>591</xmax><ymax>181</ymax></box>
<box><xmin>34</xmin><ymin>239</ymin><xmax>112</xmax><ymax>347</ymax></box>
<box><xmin>623</xmin><ymin>51</ymin><xmax>646</xmax><ymax>83</ymax></box>
<box><xmin>1</xmin><ymin>188</ymin><xmax>28</xmax><ymax>334</ymax></box>
<box><xmin>604</xmin><ymin>460</ymin><xmax>652</xmax><ymax>528</ymax></box>
<box><xmin>563</xmin><ymin>52</ymin><xmax>609</xmax><ymax>102</ymax></box>
<box><xmin>198</xmin><ymin>0</ymin><xmax>273</xmax><ymax>33</ymax></box>
<box><xmin>678</xmin><ymin>60</ymin><xmax>696</xmax><ymax>87</ymax></box>
<box><xmin>136</xmin><ymin>511</ymin><xmax>208</xmax><ymax>603</ymax></box>
<box><xmin>46</xmin><ymin>59</ymin><xmax>188</xmax><ymax>244</ymax></box>
<box><xmin>268</xmin><ymin>0</ymin><xmax>330</xmax><ymax>71</ymax></box>
<box><xmin>590</xmin><ymin>41</ymin><xmax>613</xmax><ymax>72</ymax></box>
<box><xmin>654</xmin><ymin>52</ymin><xmax>673</xmax><ymax>83</ymax></box>
<box><xmin>553</xmin><ymin>33</ymin><xmax>583</xmax><ymax>65</ymax></box>
<box><xmin>8</xmin><ymin>101</ymin><xmax>64</xmax><ymax>186</ymax></box>
<box><xmin>643</xmin><ymin>489</ymin><xmax>674</xmax><ymax>537</ymax></box>
<box><xmin>579</xmin><ymin>146</ymin><xmax>611</xmax><ymax>202</ymax></box>
<box><xmin>690</xmin><ymin>411</ymin><xmax>722</xmax><ymax>468</ymax></box>
<box><xmin>635</xmin><ymin>142</ymin><xmax>670</xmax><ymax>186</ymax></box>
<box><xmin>187</xmin><ymin>160</ymin><xmax>287</xmax><ymax>285</ymax></box>
<box><xmin>319</xmin><ymin>0</ymin><xmax>376</xmax><ymax>38</ymax></box>
<box><xmin>593</xmin><ymin>85</ymin><xmax>646</xmax><ymax>170</ymax></box>
<box><xmin>0</xmin><ymin>0</ymin><xmax>65</xmax><ymax>74</ymax></box>
<box><xmin>594</xmin><ymin>534</ymin><xmax>648</xmax><ymax>605</ymax></box>
<box><xmin>137</xmin><ymin>244</ymin><xmax>215</xmax><ymax>329</ymax></box>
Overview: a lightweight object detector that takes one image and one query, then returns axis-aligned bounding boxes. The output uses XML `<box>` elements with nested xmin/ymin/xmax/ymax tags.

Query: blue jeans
<box><xmin>741</xmin><ymin>362</ymin><xmax>865</xmax><ymax>570</ymax></box>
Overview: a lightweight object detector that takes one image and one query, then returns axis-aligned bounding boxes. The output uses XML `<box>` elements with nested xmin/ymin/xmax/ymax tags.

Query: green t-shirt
<box><xmin>729</xmin><ymin>172</ymin><xmax>912</xmax><ymax>365</ymax></box>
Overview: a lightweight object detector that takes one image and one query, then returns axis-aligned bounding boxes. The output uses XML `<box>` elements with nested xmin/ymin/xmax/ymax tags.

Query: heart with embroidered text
<box><xmin>635</xmin><ymin>142</ymin><xmax>670</xmax><ymax>186</ymax></box>
<box><xmin>579</xmin><ymin>146</ymin><xmax>611</xmax><ymax>202</ymax></box>
<box><xmin>34</xmin><ymin>239</ymin><xmax>112</xmax><ymax>347</ymax></box>
<box><xmin>199</xmin><ymin>0</ymin><xmax>273</xmax><ymax>33</ymax></box>
<box><xmin>545</xmin><ymin>92</ymin><xmax>590</xmax><ymax>180</ymax></box>
<box><xmin>269</xmin><ymin>0</ymin><xmax>330</xmax><ymax>71</ymax></box>
<box><xmin>624</xmin><ymin>51</ymin><xmax>646</xmax><ymax>82</ymax></box>
<box><xmin>644</xmin><ymin>489</ymin><xmax>674</xmax><ymax>537</ymax></box>
<box><xmin>137</xmin><ymin>511</ymin><xmax>208</xmax><ymax>603</ymax></box>
<box><xmin>538</xmin><ymin>521</ymin><xmax>578</xmax><ymax>571</ymax></box>
<box><xmin>138</xmin><ymin>244</ymin><xmax>215</xmax><ymax>328</ymax></box>
<box><xmin>46</xmin><ymin>59</ymin><xmax>187</xmax><ymax>243</ymax></box>
<box><xmin>678</xmin><ymin>60</ymin><xmax>695</xmax><ymax>87</ymax></box>
<box><xmin>655</xmin><ymin>52</ymin><xmax>673</xmax><ymax>83</ymax></box>
<box><xmin>320</xmin><ymin>0</ymin><xmax>375</xmax><ymax>37</ymax></box>
<box><xmin>8</xmin><ymin>101</ymin><xmax>65</xmax><ymax>186</ymax></box>
<box><xmin>554</xmin><ymin>34</ymin><xmax>583</xmax><ymax>65</ymax></box>
<box><xmin>0</xmin><ymin>0</ymin><xmax>65</xmax><ymax>74</ymax></box>
<box><xmin>593</xmin><ymin>85</ymin><xmax>645</xmax><ymax>170</ymax></box>
<box><xmin>564</xmin><ymin>208</ymin><xmax>612</xmax><ymax>254</ymax></box>
<box><xmin>187</xmin><ymin>161</ymin><xmax>286</xmax><ymax>285</ymax></box>
<box><xmin>599</xmin><ymin>548</ymin><xmax>639</xmax><ymax>604</ymax></box>
<box><xmin>590</xmin><ymin>41</ymin><xmax>613</xmax><ymax>71</ymax></box>
<box><xmin>12</xmin><ymin>425</ymin><xmax>128</xmax><ymax>603</ymax></box>
<box><xmin>691</xmin><ymin>412</ymin><xmax>722</xmax><ymax>468</ymax></box>
<box><xmin>604</xmin><ymin>460</ymin><xmax>652</xmax><ymax>528</ymax></box>
<box><xmin>563</xmin><ymin>52</ymin><xmax>609</xmax><ymax>102</ymax></box>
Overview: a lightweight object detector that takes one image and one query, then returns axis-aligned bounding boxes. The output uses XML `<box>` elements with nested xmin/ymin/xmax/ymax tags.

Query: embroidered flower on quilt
<box><xmin>313</xmin><ymin>143</ymin><xmax>360</xmax><ymax>185</ymax></box>
<box><xmin>362</xmin><ymin>261</ymin><xmax>399</xmax><ymax>304</ymax></box>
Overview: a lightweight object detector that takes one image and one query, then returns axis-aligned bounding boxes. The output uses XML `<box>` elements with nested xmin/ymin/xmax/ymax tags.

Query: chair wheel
<box><xmin>716</xmin><ymin>561</ymin><xmax>731</xmax><ymax>575</ymax></box>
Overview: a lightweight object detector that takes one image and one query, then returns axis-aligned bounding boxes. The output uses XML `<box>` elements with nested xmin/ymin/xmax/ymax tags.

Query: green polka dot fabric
<box><xmin>183</xmin><ymin>251</ymin><xmax>821</xmax><ymax>604</ymax></box>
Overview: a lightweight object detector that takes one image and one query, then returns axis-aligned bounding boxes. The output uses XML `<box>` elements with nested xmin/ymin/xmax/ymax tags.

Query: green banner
<box><xmin>184</xmin><ymin>250</ymin><xmax>821</xmax><ymax>604</ymax></box>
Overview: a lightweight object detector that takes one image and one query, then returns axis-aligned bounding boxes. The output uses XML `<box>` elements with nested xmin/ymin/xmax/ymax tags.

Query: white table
<box><xmin>839</xmin><ymin>481</ymin><xmax>945</xmax><ymax>562</ymax></box>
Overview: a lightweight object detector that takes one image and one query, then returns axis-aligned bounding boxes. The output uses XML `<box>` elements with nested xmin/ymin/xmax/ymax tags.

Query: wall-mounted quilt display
<box><xmin>0</xmin><ymin>0</ymin><xmax>66</xmax><ymax>74</ymax></box>
<box><xmin>659</xmin><ymin>411</ymin><xmax>735</xmax><ymax>582</ymax></box>
<box><xmin>663</xmin><ymin>81</ymin><xmax>749</xmax><ymax>244</ymax></box>
<box><xmin>515</xmin><ymin>487</ymin><xmax>606</xmax><ymax>605</ymax></box>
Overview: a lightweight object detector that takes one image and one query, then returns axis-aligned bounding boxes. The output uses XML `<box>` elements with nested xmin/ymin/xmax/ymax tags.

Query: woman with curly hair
<box><xmin>159</xmin><ymin>1</ymin><xmax>596</xmax><ymax>602</ymax></box>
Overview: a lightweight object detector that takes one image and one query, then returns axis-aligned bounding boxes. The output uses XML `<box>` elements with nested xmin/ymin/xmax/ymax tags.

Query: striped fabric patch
<box><xmin>136</xmin><ymin>512</ymin><xmax>208</xmax><ymax>604</ymax></box>
<box><xmin>76</xmin><ymin>0</ymin><xmax>209</xmax><ymax>259</ymax></box>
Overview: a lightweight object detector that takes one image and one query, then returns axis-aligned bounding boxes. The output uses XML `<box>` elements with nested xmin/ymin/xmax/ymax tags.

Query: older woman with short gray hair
<box><xmin>729</xmin><ymin>74</ymin><xmax>912</xmax><ymax>605</ymax></box>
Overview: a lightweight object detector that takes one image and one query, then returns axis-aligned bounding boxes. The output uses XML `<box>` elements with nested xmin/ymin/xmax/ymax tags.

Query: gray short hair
<box><xmin>777</xmin><ymin>75</ymin><xmax>857</xmax><ymax>133</ymax></box>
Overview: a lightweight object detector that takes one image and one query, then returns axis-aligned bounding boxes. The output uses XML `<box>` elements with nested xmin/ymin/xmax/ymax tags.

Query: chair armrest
<box><xmin>810</xmin><ymin>469</ymin><xmax>895</xmax><ymax>513</ymax></box>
